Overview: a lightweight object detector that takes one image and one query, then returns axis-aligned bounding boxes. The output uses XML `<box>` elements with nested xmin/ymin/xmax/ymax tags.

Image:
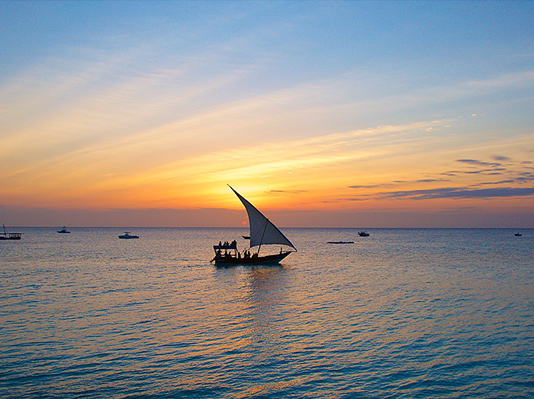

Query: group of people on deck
<box><xmin>215</xmin><ymin>247</ymin><xmax>257</xmax><ymax>260</ymax></box>
<box><xmin>242</xmin><ymin>250</ymin><xmax>257</xmax><ymax>259</ymax></box>
<box><xmin>218</xmin><ymin>240</ymin><xmax>237</xmax><ymax>248</ymax></box>
<box><xmin>212</xmin><ymin>238</ymin><xmax>289</xmax><ymax>263</ymax></box>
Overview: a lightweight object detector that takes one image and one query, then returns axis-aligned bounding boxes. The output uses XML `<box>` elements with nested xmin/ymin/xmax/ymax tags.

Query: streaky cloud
<box><xmin>379</xmin><ymin>187</ymin><xmax>534</xmax><ymax>200</ymax></box>
<box><xmin>456</xmin><ymin>159</ymin><xmax>501</xmax><ymax>168</ymax></box>
<box><xmin>267</xmin><ymin>190</ymin><xmax>308</xmax><ymax>194</ymax></box>
<box><xmin>476</xmin><ymin>180</ymin><xmax>515</xmax><ymax>186</ymax></box>
<box><xmin>466</xmin><ymin>69</ymin><xmax>534</xmax><ymax>89</ymax></box>
<box><xmin>443</xmin><ymin>168</ymin><xmax>506</xmax><ymax>175</ymax></box>
<box><xmin>349</xmin><ymin>178</ymin><xmax>449</xmax><ymax>190</ymax></box>
<box><xmin>492</xmin><ymin>155</ymin><xmax>512</xmax><ymax>161</ymax></box>
<box><xmin>349</xmin><ymin>184</ymin><xmax>388</xmax><ymax>189</ymax></box>
<box><xmin>416</xmin><ymin>179</ymin><xmax>448</xmax><ymax>183</ymax></box>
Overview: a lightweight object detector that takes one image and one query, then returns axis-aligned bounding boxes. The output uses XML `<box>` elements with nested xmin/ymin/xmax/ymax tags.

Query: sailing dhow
<box><xmin>211</xmin><ymin>186</ymin><xmax>296</xmax><ymax>265</ymax></box>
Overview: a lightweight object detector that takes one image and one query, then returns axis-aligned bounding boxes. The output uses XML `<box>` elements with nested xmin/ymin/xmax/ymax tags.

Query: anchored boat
<box><xmin>119</xmin><ymin>232</ymin><xmax>139</xmax><ymax>239</ymax></box>
<box><xmin>0</xmin><ymin>224</ymin><xmax>22</xmax><ymax>240</ymax></box>
<box><xmin>211</xmin><ymin>185</ymin><xmax>296</xmax><ymax>265</ymax></box>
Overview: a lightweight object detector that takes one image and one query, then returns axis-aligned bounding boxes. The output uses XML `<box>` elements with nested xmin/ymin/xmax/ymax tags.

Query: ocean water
<box><xmin>1</xmin><ymin>227</ymin><xmax>533</xmax><ymax>398</ymax></box>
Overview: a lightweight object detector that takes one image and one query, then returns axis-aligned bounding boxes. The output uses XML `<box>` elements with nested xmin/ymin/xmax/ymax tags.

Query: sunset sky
<box><xmin>1</xmin><ymin>1</ymin><xmax>533</xmax><ymax>228</ymax></box>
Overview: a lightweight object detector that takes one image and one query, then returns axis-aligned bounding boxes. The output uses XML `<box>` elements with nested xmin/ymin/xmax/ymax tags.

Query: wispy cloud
<box><xmin>476</xmin><ymin>180</ymin><xmax>516</xmax><ymax>186</ymax></box>
<box><xmin>349</xmin><ymin>178</ymin><xmax>451</xmax><ymax>191</ymax></box>
<box><xmin>492</xmin><ymin>155</ymin><xmax>512</xmax><ymax>161</ymax></box>
<box><xmin>344</xmin><ymin>152</ymin><xmax>534</xmax><ymax>205</ymax></box>
<box><xmin>267</xmin><ymin>190</ymin><xmax>308</xmax><ymax>195</ymax></box>
<box><xmin>378</xmin><ymin>187</ymin><xmax>534</xmax><ymax>200</ymax></box>
<box><xmin>456</xmin><ymin>159</ymin><xmax>502</xmax><ymax>168</ymax></box>
<box><xmin>466</xmin><ymin>70</ymin><xmax>534</xmax><ymax>90</ymax></box>
<box><xmin>142</xmin><ymin>120</ymin><xmax>447</xmax><ymax>182</ymax></box>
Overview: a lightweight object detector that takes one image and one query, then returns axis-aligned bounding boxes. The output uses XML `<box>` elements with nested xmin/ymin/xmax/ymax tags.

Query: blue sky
<box><xmin>1</xmin><ymin>1</ymin><xmax>533</xmax><ymax>227</ymax></box>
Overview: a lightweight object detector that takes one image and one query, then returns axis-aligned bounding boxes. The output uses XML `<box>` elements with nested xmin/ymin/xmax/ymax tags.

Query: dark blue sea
<box><xmin>1</xmin><ymin>228</ymin><xmax>533</xmax><ymax>398</ymax></box>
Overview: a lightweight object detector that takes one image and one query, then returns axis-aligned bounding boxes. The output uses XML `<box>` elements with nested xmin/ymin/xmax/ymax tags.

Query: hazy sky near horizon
<box><xmin>1</xmin><ymin>1</ymin><xmax>533</xmax><ymax>227</ymax></box>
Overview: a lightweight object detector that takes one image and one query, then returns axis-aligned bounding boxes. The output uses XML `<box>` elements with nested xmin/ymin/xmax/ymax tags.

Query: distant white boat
<box><xmin>119</xmin><ymin>232</ymin><xmax>139</xmax><ymax>239</ymax></box>
<box><xmin>57</xmin><ymin>226</ymin><xmax>70</xmax><ymax>234</ymax></box>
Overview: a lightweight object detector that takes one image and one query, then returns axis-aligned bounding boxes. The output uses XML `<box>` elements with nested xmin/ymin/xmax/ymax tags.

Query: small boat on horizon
<box><xmin>327</xmin><ymin>241</ymin><xmax>354</xmax><ymax>244</ymax></box>
<box><xmin>515</xmin><ymin>232</ymin><xmax>522</xmax><ymax>236</ymax></box>
<box><xmin>358</xmin><ymin>231</ymin><xmax>370</xmax><ymax>237</ymax></box>
<box><xmin>211</xmin><ymin>185</ymin><xmax>296</xmax><ymax>265</ymax></box>
<box><xmin>119</xmin><ymin>232</ymin><xmax>139</xmax><ymax>239</ymax></box>
<box><xmin>57</xmin><ymin>226</ymin><xmax>70</xmax><ymax>233</ymax></box>
<box><xmin>0</xmin><ymin>224</ymin><xmax>23</xmax><ymax>240</ymax></box>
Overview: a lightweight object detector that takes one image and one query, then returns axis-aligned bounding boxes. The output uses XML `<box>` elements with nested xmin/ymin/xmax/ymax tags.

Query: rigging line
<box><xmin>257</xmin><ymin>218</ymin><xmax>268</xmax><ymax>255</ymax></box>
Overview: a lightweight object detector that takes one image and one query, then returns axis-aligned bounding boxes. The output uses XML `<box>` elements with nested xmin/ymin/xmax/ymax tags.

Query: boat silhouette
<box><xmin>119</xmin><ymin>232</ymin><xmax>139</xmax><ymax>239</ymax></box>
<box><xmin>211</xmin><ymin>186</ymin><xmax>296</xmax><ymax>265</ymax></box>
<box><xmin>0</xmin><ymin>224</ymin><xmax>22</xmax><ymax>240</ymax></box>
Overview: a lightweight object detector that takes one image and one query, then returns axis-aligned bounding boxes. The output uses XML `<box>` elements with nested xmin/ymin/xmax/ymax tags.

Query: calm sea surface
<box><xmin>1</xmin><ymin>228</ymin><xmax>533</xmax><ymax>398</ymax></box>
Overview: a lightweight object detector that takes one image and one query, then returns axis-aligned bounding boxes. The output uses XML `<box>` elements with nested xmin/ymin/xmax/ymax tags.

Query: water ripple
<box><xmin>0</xmin><ymin>228</ymin><xmax>533</xmax><ymax>398</ymax></box>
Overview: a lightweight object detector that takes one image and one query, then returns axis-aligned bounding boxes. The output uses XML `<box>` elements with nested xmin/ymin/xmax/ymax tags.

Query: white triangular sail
<box><xmin>229</xmin><ymin>185</ymin><xmax>296</xmax><ymax>251</ymax></box>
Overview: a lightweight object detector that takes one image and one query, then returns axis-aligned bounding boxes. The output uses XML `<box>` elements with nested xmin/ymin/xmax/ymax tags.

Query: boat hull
<box><xmin>214</xmin><ymin>251</ymin><xmax>292</xmax><ymax>266</ymax></box>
